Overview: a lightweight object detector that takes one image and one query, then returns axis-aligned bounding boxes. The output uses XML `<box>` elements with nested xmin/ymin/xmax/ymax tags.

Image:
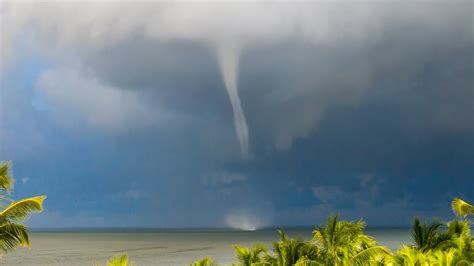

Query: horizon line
<box><xmin>29</xmin><ymin>225</ymin><xmax>412</xmax><ymax>232</ymax></box>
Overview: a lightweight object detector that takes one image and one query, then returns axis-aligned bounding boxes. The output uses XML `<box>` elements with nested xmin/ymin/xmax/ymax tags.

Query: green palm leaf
<box><xmin>0</xmin><ymin>162</ymin><xmax>13</xmax><ymax>193</ymax></box>
<box><xmin>252</xmin><ymin>243</ymin><xmax>267</xmax><ymax>256</ymax></box>
<box><xmin>271</xmin><ymin>230</ymin><xmax>314</xmax><ymax>265</ymax></box>
<box><xmin>294</xmin><ymin>256</ymin><xmax>322</xmax><ymax>266</ymax></box>
<box><xmin>190</xmin><ymin>257</ymin><xmax>217</xmax><ymax>266</ymax></box>
<box><xmin>312</xmin><ymin>215</ymin><xmax>380</xmax><ymax>264</ymax></box>
<box><xmin>351</xmin><ymin>246</ymin><xmax>392</xmax><ymax>265</ymax></box>
<box><xmin>411</xmin><ymin>218</ymin><xmax>454</xmax><ymax>252</ymax></box>
<box><xmin>233</xmin><ymin>244</ymin><xmax>251</xmax><ymax>264</ymax></box>
<box><xmin>429</xmin><ymin>248</ymin><xmax>461</xmax><ymax>265</ymax></box>
<box><xmin>233</xmin><ymin>243</ymin><xmax>267</xmax><ymax>266</ymax></box>
<box><xmin>394</xmin><ymin>245</ymin><xmax>429</xmax><ymax>265</ymax></box>
<box><xmin>106</xmin><ymin>253</ymin><xmax>129</xmax><ymax>266</ymax></box>
<box><xmin>452</xmin><ymin>198</ymin><xmax>474</xmax><ymax>217</ymax></box>
<box><xmin>0</xmin><ymin>222</ymin><xmax>29</xmax><ymax>253</ymax></box>
<box><xmin>0</xmin><ymin>162</ymin><xmax>46</xmax><ymax>256</ymax></box>
<box><xmin>0</xmin><ymin>196</ymin><xmax>46</xmax><ymax>223</ymax></box>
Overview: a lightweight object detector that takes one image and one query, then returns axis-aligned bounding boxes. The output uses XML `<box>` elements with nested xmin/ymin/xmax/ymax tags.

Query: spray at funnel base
<box><xmin>217</xmin><ymin>47</ymin><xmax>249</xmax><ymax>158</ymax></box>
<box><xmin>226</xmin><ymin>211</ymin><xmax>262</xmax><ymax>231</ymax></box>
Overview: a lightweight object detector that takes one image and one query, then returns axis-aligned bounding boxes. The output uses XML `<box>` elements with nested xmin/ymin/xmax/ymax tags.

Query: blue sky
<box><xmin>0</xmin><ymin>1</ymin><xmax>473</xmax><ymax>228</ymax></box>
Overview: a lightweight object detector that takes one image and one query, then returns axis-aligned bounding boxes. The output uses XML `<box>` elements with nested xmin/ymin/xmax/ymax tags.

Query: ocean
<box><xmin>1</xmin><ymin>228</ymin><xmax>411</xmax><ymax>265</ymax></box>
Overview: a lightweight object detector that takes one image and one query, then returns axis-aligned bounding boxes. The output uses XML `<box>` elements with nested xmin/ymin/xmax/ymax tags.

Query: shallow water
<box><xmin>1</xmin><ymin>228</ymin><xmax>411</xmax><ymax>265</ymax></box>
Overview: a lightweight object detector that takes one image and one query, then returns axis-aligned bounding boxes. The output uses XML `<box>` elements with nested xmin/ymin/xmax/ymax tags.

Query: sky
<box><xmin>0</xmin><ymin>1</ymin><xmax>473</xmax><ymax>228</ymax></box>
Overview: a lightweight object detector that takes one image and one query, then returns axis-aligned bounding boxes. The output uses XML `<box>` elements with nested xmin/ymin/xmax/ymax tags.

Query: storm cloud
<box><xmin>0</xmin><ymin>0</ymin><xmax>473</xmax><ymax>227</ymax></box>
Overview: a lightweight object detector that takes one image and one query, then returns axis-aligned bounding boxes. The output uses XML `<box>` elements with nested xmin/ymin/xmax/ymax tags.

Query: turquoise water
<box><xmin>2</xmin><ymin>228</ymin><xmax>411</xmax><ymax>265</ymax></box>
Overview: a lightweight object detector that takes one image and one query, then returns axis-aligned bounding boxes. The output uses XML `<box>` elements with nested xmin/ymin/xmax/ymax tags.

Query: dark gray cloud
<box><xmin>1</xmin><ymin>1</ymin><xmax>473</xmax><ymax>227</ymax></box>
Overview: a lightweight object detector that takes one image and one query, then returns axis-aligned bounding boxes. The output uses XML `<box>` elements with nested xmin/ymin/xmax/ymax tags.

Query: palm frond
<box><xmin>190</xmin><ymin>257</ymin><xmax>217</xmax><ymax>266</ymax></box>
<box><xmin>351</xmin><ymin>246</ymin><xmax>392</xmax><ymax>265</ymax></box>
<box><xmin>252</xmin><ymin>243</ymin><xmax>267</xmax><ymax>256</ymax></box>
<box><xmin>262</xmin><ymin>253</ymin><xmax>277</xmax><ymax>265</ymax></box>
<box><xmin>0</xmin><ymin>196</ymin><xmax>46</xmax><ymax>223</ymax></box>
<box><xmin>411</xmin><ymin>217</ymin><xmax>452</xmax><ymax>251</ymax></box>
<box><xmin>0</xmin><ymin>222</ymin><xmax>29</xmax><ymax>254</ymax></box>
<box><xmin>233</xmin><ymin>243</ymin><xmax>267</xmax><ymax>266</ymax></box>
<box><xmin>394</xmin><ymin>245</ymin><xmax>428</xmax><ymax>265</ymax></box>
<box><xmin>233</xmin><ymin>244</ymin><xmax>251</xmax><ymax>263</ymax></box>
<box><xmin>447</xmin><ymin>220</ymin><xmax>471</xmax><ymax>238</ymax></box>
<box><xmin>311</xmin><ymin>214</ymin><xmax>387</xmax><ymax>265</ymax></box>
<box><xmin>106</xmin><ymin>253</ymin><xmax>129</xmax><ymax>266</ymax></box>
<box><xmin>294</xmin><ymin>255</ymin><xmax>322</xmax><ymax>266</ymax></box>
<box><xmin>278</xmin><ymin>229</ymin><xmax>288</xmax><ymax>242</ymax></box>
<box><xmin>0</xmin><ymin>162</ymin><xmax>46</xmax><ymax>257</ymax></box>
<box><xmin>428</xmin><ymin>248</ymin><xmax>460</xmax><ymax>265</ymax></box>
<box><xmin>452</xmin><ymin>198</ymin><xmax>474</xmax><ymax>217</ymax></box>
<box><xmin>0</xmin><ymin>162</ymin><xmax>13</xmax><ymax>193</ymax></box>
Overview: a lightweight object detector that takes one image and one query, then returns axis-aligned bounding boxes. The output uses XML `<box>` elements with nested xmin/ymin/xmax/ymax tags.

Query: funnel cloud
<box><xmin>217</xmin><ymin>46</ymin><xmax>249</xmax><ymax>158</ymax></box>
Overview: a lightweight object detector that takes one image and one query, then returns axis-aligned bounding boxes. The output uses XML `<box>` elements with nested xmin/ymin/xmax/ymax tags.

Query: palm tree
<box><xmin>267</xmin><ymin>230</ymin><xmax>319</xmax><ymax>266</ymax></box>
<box><xmin>232</xmin><ymin>243</ymin><xmax>268</xmax><ymax>266</ymax></box>
<box><xmin>452</xmin><ymin>198</ymin><xmax>474</xmax><ymax>218</ymax></box>
<box><xmin>191</xmin><ymin>198</ymin><xmax>473</xmax><ymax>265</ymax></box>
<box><xmin>411</xmin><ymin>218</ymin><xmax>453</xmax><ymax>252</ymax></box>
<box><xmin>0</xmin><ymin>162</ymin><xmax>46</xmax><ymax>255</ymax></box>
<box><xmin>446</xmin><ymin>220</ymin><xmax>474</xmax><ymax>263</ymax></box>
<box><xmin>428</xmin><ymin>248</ymin><xmax>470</xmax><ymax>266</ymax></box>
<box><xmin>311</xmin><ymin>215</ymin><xmax>391</xmax><ymax>265</ymax></box>
<box><xmin>393</xmin><ymin>246</ymin><xmax>429</xmax><ymax>266</ymax></box>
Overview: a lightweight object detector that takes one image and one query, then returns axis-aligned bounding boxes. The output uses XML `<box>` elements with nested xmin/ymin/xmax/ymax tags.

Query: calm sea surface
<box><xmin>2</xmin><ymin>228</ymin><xmax>411</xmax><ymax>266</ymax></box>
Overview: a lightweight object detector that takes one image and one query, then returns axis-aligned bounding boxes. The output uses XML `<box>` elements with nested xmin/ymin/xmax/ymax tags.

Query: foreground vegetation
<box><xmin>104</xmin><ymin>198</ymin><xmax>473</xmax><ymax>265</ymax></box>
<box><xmin>101</xmin><ymin>253</ymin><xmax>136</xmax><ymax>266</ymax></box>
<box><xmin>190</xmin><ymin>198</ymin><xmax>473</xmax><ymax>266</ymax></box>
<box><xmin>0</xmin><ymin>162</ymin><xmax>45</xmax><ymax>255</ymax></box>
